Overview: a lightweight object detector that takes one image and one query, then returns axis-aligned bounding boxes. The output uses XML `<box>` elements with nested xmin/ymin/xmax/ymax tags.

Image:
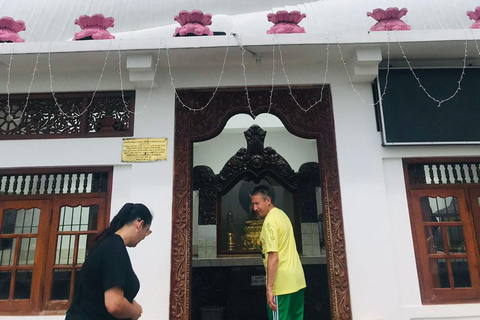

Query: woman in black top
<box><xmin>66</xmin><ymin>203</ymin><xmax>153</xmax><ymax>320</ymax></box>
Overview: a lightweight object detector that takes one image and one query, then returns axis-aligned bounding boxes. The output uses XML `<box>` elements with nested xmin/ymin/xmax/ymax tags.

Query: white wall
<box><xmin>0</xmin><ymin>65</ymin><xmax>174</xmax><ymax>320</ymax></box>
<box><xmin>328</xmin><ymin>60</ymin><xmax>480</xmax><ymax>320</ymax></box>
<box><xmin>1</xmin><ymin>41</ymin><xmax>480</xmax><ymax>320</ymax></box>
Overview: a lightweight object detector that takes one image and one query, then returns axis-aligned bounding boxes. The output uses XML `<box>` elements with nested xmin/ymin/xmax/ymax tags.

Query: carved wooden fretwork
<box><xmin>171</xmin><ymin>86</ymin><xmax>352</xmax><ymax>320</ymax></box>
<box><xmin>0</xmin><ymin>91</ymin><xmax>135</xmax><ymax>139</ymax></box>
<box><xmin>192</xmin><ymin>165</ymin><xmax>217</xmax><ymax>225</ymax></box>
<box><xmin>298</xmin><ymin>162</ymin><xmax>322</xmax><ymax>223</ymax></box>
<box><xmin>193</xmin><ymin>124</ymin><xmax>320</xmax><ymax>225</ymax></box>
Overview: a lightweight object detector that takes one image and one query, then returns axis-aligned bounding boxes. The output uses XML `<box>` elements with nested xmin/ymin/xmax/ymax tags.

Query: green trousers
<box><xmin>267</xmin><ymin>288</ymin><xmax>304</xmax><ymax>320</ymax></box>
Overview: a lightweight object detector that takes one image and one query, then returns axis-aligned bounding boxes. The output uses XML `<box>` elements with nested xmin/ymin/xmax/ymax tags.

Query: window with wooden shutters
<box><xmin>0</xmin><ymin>167</ymin><xmax>112</xmax><ymax>315</ymax></box>
<box><xmin>405</xmin><ymin>158</ymin><xmax>480</xmax><ymax>304</ymax></box>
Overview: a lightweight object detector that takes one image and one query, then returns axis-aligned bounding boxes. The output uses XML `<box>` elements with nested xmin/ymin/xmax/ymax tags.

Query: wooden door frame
<box><xmin>170</xmin><ymin>86</ymin><xmax>352</xmax><ymax>320</ymax></box>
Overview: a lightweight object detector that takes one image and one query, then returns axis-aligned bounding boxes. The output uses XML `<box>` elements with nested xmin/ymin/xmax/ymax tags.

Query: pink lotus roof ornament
<box><xmin>173</xmin><ymin>10</ymin><xmax>213</xmax><ymax>36</ymax></box>
<box><xmin>73</xmin><ymin>14</ymin><xmax>115</xmax><ymax>40</ymax></box>
<box><xmin>0</xmin><ymin>16</ymin><xmax>26</xmax><ymax>43</ymax></box>
<box><xmin>267</xmin><ymin>10</ymin><xmax>306</xmax><ymax>34</ymax></box>
<box><xmin>467</xmin><ymin>6</ymin><xmax>480</xmax><ymax>29</ymax></box>
<box><xmin>367</xmin><ymin>7</ymin><xmax>411</xmax><ymax>31</ymax></box>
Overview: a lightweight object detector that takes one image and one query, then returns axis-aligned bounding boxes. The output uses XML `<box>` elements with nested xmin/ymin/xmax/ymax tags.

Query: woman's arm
<box><xmin>105</xmin><ymin>286</ymin><xmax>143</xmax><ymax>320</ymax></box>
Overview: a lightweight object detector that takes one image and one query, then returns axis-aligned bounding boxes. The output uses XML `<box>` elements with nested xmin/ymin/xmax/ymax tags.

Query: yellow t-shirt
<box><xmin>260</xmin><ymin>207</ymin><xmax>306</xmax><ymax>295</ymax></box>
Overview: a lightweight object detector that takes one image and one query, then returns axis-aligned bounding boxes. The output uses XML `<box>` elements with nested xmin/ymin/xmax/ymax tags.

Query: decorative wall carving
<box><xmin>298</xmin><ymin>162</ymin><xmax>321</xmax><ymax>223</ymax></box>
<box><xmin>87</xmin><ymin>96</ymin><xmax>132</xmax><ymax>132</ymax></box>
<box><xmin>0</xmin><ymin>92</ymin><xmax>135</xmax><ymax>139</ymax></box>
<box><xmin>192</xmin><ymin>165</ymin><xmax>217</xmax><ymax>225</ymax></box>
<box><xmin>171</xmin><ymin>86</ymin><xmax>352</xmax><ymax>320</ymax></box>
<box><xmin>0</xmin><ymin>98</ymin><xmax>83</xmax><ymax>135</ymax></box>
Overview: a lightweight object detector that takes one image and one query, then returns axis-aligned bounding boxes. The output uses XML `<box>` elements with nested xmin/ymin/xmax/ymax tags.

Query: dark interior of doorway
<box><xmin>192</xmin><ymin>264</ymin><xmax>331</xmax><ymax>320</ymax></box>
<box><xmin>192</xmin><ymin>122</ymin><xmax>330</xmax><ymax>319</ymax></box>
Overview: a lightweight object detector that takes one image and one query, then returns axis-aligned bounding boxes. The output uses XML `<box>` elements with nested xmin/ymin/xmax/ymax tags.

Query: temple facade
<box><xmin>0</xmin><ymin>1</ymin><xmax>480</xmax><ymax>320</ymax></box>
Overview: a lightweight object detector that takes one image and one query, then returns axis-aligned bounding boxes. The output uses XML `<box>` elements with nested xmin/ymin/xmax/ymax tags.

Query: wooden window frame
<box><xmin>404</xmin><ymin>158</ymin><xmax>480</xmax><ymax>304</ymax></box>
<box><xmin>0</xmin><ymin>167</ymin><xmax>112</xmax><ymax>315</ymax></box>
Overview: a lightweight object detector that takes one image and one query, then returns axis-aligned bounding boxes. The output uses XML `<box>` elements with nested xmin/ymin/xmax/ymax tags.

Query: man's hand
<box><xmin>266</xmin><ymin>287</ymin><xmax>277</xmax><ymax>311</ymax></box>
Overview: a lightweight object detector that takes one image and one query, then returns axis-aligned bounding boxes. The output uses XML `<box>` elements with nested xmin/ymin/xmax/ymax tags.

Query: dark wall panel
<box><xmin>378</xmin><ymin>68</ymin><xmax>480</xmax><ymax>145</ymax></box>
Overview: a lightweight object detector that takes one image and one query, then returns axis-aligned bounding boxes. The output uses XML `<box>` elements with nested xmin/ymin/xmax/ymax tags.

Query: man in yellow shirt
<box><xmin>251</xmin><ymin>185</ymin><xmax>306</xmax><ymax>320</ymax></box>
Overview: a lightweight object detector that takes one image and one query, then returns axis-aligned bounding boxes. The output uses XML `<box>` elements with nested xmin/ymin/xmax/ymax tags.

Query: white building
<box><xmin>0</xmin><ymin>0</ymin><xmax>480</xmax><ymax>320</ymax></box>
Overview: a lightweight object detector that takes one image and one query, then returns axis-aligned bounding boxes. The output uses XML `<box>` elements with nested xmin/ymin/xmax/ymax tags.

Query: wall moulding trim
<box><xmin>170</xmin><ymin>85</ymin><xmax>352</xmax><ymax>320</ymax></box>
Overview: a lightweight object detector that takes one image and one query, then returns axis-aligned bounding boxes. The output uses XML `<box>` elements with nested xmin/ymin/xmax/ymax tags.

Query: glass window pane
<box><xmin>18</xmin><ymin>238</ymin><xmax>37</xmax><ymax>265</ymax></box>
<box><xmin>59</xmin><ymin>205</ymin><xmax>98</xmax><ymax>232</ymax></box>
<box><xmin>421</xmin><ymin>196</ymin><xmax>460</xmax><ymax>222</ymax></box>
<box><xmin>51</xmin><ymin>269</ymin><xmax>71</xmax><ymax>300</ymax></box>
<box><xmin>59</xmin><ymin>207</ymin><xmax>72</xmax><ymax>232</ymax></box>
<box><xmin>14</xmin><ymin>210</ymin><xmax>25</xmax><ymax>234</ymax></box>
<box><xmin>2</xmin><ymin>208</ymin><xmax>40</xmax><ymax>234</ymax></box>
<box><xmin>71</xmin><ymin>207</ymin><xmax>81</xmax><ymax>232</ymax></box>
<box><xmin>23</xmin><ymin>209</ymin><xmax>34</xmax><ymax>233</ymax></box>
<box><xmin>0</xmin><ymin>271</ymin><xmax>11</xmax><ymax>300</ymax></box>
<box><xmin>1</xmin><ymin>210</ymin><xmax>16</xmax><ymax>233</ymax></box>
<box><xmin>430</xmin><ymin>258</ymin><xmax>450</xmax><ymax>288</ymax></box>
<box><xmin>80</xmin><ymin>208</ymin><xmax>89</xmax><ymax>231</ymax></box>
<box><xmin>32</xmin><ymin>211</ymin><xmax>40</xmax><ymax>233</ymax></box>
<box><xmin>13</xmin><ymin>270</ymin><xmax>32</xmax><ymax>299</ymax></box>
<box><xmin>87</xmin><ymin>205</ymin><xmax>98</xmax><ymax>231</ymax></box>
<box><xmin>446</xmin><ymin>226</ymin><xmax>466</xmax><ymax>253</ymax></box>
<box><xmin>77</xmin><ymin>234</ymin><xmax>96</xmax><ymax>264</ymax></box>
<box><xmin>58</xmin><ymin>207</ymin><xmax>64</xmax><ymax>231</ymax></box>
<box><xmin>0</xmin><ymin>238</ymin><xmax>16</xmax><ymax>266</ymax></box>
<box><xmin>452</xmin><ymin>258</ymin><xmax>471</xmax><ymax>288</ymax></box>
<box><xmin>55</xmin><ymin>235</ymin><xmax>76</xmax><ymax>265</ymax></box>
<box><xmin>425</xmin><ymin>226</ymin><xmax>444</xmax><ymax>254</ymax></box>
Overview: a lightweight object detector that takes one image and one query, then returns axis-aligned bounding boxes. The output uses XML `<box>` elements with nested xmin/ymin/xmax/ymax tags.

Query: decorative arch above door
<box><xmin>170</xmin><ymin>86</ymin><xmax>352</xmax><ymax>320</ymax></box>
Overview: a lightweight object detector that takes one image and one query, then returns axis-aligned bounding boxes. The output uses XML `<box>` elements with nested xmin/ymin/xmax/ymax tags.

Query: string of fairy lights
<box><xmin>165</xmin><ymin>36</ymin><xmax>231</xmax><ymax>113</ymax></box>
<box><xmin>394</xmin><ymin>31</ymin><xmax>469</xmax><ymax>108</ymax></box>
<box><xmin>237</xmin><ymin>34</ymin><xmax>254</xmax><ymax>117</ymax></box>
<box><xmin>48</xmin><ymin>41</ymin><xmax>112</xmax><ymax>119</ymax></box>
<box><xmin>0</xmin><ymin>30</ymin><xmax>477</xmax><ymax>123</ymax></box>
<box><xmin>336</xmin><ymin>33</ymin><xmax>391</xmax><ymax>107</ymax></box>
<box><xmin>276</xmin><ymin>36</ymin><xmax>330</xmax><ymax>112</ymax></box>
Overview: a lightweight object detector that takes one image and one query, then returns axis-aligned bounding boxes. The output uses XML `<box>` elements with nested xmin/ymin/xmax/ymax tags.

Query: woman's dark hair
<box><xmin>92</xmin><ymin>203</ymin><xmax>152</xmax><ymax>247</ymax></box>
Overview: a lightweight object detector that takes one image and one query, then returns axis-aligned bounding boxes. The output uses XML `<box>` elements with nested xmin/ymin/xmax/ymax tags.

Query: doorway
<box><xmin>170</xmin><ymin>86</ymin><xmax>351</xmax><ymax>320</ymax></box>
